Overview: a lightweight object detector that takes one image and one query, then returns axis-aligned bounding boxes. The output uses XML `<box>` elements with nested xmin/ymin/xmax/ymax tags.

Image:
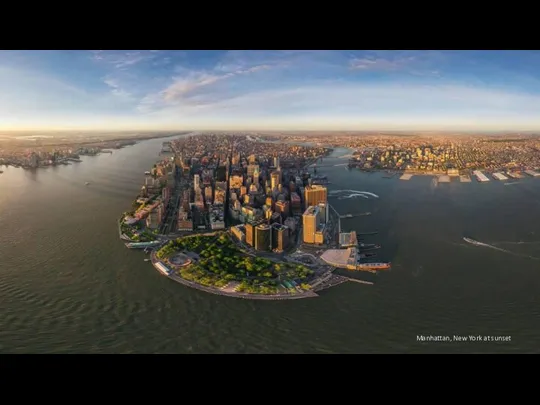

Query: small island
<box><xmin>152</xmin><ymin>232</ymin><xmax>319</xmax><ymax>299</ymax></box>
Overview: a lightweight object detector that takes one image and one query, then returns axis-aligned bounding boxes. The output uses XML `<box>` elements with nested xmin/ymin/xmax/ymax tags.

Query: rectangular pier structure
<box><xmin>492</xmin><ymin>172</ymin><xmax>509</xmax><ymax>181</ymax></box>
<box><xmin>473</xmin><ymin>170</ymin><xmax>490</xmax><ymax>182</ymax></box>
<box><xmin>400</xmin><ymin>173</ymin><xmax>413</xmax><ymax>181</ymax></box>
<box><xmin>460</xmin><ymin>175</ymin><xmax>472</xmax><ymax>183</ymax></box>
<box><xmin>524</xmin><ymin>170</ymin><xmax>540</xmax><ymax>177</ymax></box>
<box><xmin>438</xmin><ymin>175</ymin><xmax>451</xmax><ymax>183</ymax></box>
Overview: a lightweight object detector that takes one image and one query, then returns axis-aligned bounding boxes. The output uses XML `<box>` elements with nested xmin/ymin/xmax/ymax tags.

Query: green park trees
<box><xmin>155</xmin><ymin>232</ymin><xmax>314</xmax><ymax>295</ymax></box>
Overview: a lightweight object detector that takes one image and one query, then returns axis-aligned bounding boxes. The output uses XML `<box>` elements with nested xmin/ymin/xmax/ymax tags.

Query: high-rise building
<box><xmin>255</xmin><ymin>224</ymin><xmax>272</xmax><ymax>251</ymax></box>
<box><xmin>247</xmin><ymin>164</ymin><xmax>259</xmax><ymax>177</ymax></box>
<box><xmin>304</xmin><ymin>185</ymin><xmax>327</xmax><ymax>209</ymax></box>
<box><xmin>318</xmin><ymin>202</ymin><xmax>328</xmax><ymax>224</ymax></box>
<box><xmin>245</xmin><ymin>223</ymin><xmax>255</xmax><ymax>246</ymax></box>
<box><xmin>302</xmin><ymin>205</ymin><xmax>320</xmax><ymax>244</ymax></box>
<box><xmin>272</xmin><ymin>223</ymin><xmax>289</xmax><ymax>251</ymax></box>
<box><xmin>194</xmin><ymin>174</ymin><xmax>200</xmax><ymax>191</ymax></box>
<box><xmin>275</xmin><ymin>200</ymin><xmax>290</xmax><ymax>218</ymax></box>
<box><xmin>270</xmin><ymin>171</ymin><xmax>281</xmax><ymax>190</ymax></box>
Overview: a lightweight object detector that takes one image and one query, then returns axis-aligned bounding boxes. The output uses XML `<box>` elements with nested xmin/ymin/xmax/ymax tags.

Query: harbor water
<box><xmin>1</xmin><ymin>138</ymin><xmax>540</xmax><ymax>353</ymax></box>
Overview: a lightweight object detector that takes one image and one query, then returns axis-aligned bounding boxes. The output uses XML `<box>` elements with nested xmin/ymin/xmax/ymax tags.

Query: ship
<box><xmin>125</xmin><ymin>241</ymin><xmax>161</xmax><ymax>249</ymax></box>
<box><xmin>358</xmin><ymin>243</ymin><xmax>381</xmax><ymax>251</ymax></box>
<box><xmin>355</xmin><ymin>262</ymin><xmax>391</xmax><ymax>270</ymax></box>
<box><xmin>144</xmin><ymin>171</ymin><xmax>151</xmax><ymax>175</ymax></box>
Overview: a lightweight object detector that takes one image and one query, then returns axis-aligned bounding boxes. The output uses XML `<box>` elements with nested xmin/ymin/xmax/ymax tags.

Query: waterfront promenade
<box><xmin>150</xmin><ymin>250</ymin><xmax>319</xmax><ymax>301</ymax></box>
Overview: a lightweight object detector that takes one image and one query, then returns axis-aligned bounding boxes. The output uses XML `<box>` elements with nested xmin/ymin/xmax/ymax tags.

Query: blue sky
<box><xmin>2</xmin><ymin>50</ymin><xmax>540</xmax><ymax>131</ymax></box>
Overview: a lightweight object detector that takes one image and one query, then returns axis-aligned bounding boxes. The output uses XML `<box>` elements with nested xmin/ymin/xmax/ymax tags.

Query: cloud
<box><xmin>103</xmin><ymin>77</ymin><xmax>132</xmax><ymax>98</ymax></box>
<box><xmin>350</xmin><ymin>55</ymin><xmax>416</xmax><ymax>71</ymax></box>
<box><xmin>91</xmin><ymin>50</ymin><xmax>158</xmax><ymax>69</ymax></box>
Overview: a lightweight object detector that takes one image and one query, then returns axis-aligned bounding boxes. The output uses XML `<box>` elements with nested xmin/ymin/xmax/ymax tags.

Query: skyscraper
<box><xmin>255</xmin><ymin>224</ymin><xmax>272</xmax><ymax>251</ymax></box>
<box><xmin>304</xmin><ymin>185</ymin><xmax>327</xmax><ymax>209</ymax></box>
<box><xmin>302</xmin><ymin>206</ymin><xmax>320</xmax><ymax>244</ymax></box>
<box><xmin>272</xmin><ymin>223</ymin><xmax>289</xmax><ymax>252</ymax></box>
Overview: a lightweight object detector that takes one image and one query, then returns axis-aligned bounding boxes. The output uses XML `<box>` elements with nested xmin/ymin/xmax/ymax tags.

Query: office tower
<box><xmin>272</xmin><ymin>223</ymin><xmax>289</xmax><ymax>251</ymax></box>
<box><xmin>304</xmin><ymin>185</ymin><xmax>328</xmax><ymax>209</ymax></box>
<box><xmin>275</xmin><ymin>200</ymin><xmax>290</xmax><ymax>218</ymax></box>
<box><xmin>255</xmin><ymin>224</ymin><xmax>272</xmax><ymax>251</ymax></box>
<box><xmin>302</xmin><ymin>205</ymin><xmax>320</xmax><ymax>244</ymax></box>
<box><xmin>247</xmin><ymin>164</ymin><xmax>259</xmax><ymax>177</ymax></box>
<box><xmin>318</xmin><ymin>202</ymin><xmax>328</xmax><ymax>224</ymax></box>
<box><xmin>245</xmin><ymin>223</ymin><xmax>255</xmax><ymax>246</ymax></box>
<box><xmin>270</xmin><ymin>171</ymin><xmax>281</xmax><ymax>190</ymax></box>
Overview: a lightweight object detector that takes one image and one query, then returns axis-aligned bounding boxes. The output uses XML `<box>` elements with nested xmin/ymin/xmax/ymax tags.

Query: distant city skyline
<box><xmin>3</xmin><ymin>50</ymin><xmax>540</xmax><ymax>131</ymax></box>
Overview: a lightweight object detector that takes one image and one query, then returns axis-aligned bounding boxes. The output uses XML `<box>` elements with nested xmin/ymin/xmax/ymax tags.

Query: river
<box><xmin>1</xmin><ymin>137</ymin><xmax>539</xmax><ymax>353</ymax></box>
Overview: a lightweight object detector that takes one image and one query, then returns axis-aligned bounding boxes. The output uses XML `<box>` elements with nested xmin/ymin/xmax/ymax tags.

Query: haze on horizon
<box><xmin>2</xmin><ymin>50</ymin><xmax>540</xmax><ymax>132</ymax></box>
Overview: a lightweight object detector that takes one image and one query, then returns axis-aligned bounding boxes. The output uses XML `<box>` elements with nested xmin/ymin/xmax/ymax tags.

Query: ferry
<box><xmin>356</xmin><ymin>262</ymin><xmax>391</xmax><ymax>270</ymax></box>
<box><xmin>125</xmin><ymin>241</ymin><xmax>161</xmax><ymax>249</ymax></box>
<box><xmin>358</xmin><ymin>243</ymin><xmax>381</xmax><ymax>251</ymax></box>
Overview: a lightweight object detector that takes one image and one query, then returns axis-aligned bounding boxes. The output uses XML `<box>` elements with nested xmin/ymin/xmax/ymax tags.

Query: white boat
<box><xmin>85</xmin><ymin>182</ymin><xmax>90</xmax><ymax>185</ymax></box>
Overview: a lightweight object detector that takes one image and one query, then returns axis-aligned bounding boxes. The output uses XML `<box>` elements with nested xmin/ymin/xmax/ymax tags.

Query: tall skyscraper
<box><xmin>304</xmin><ymin>185</ymin><xmax>327</xmax><ymax>209</ymax></box>
<box><xmin>245</xmin><ymin>223</ymin><xmax>255</xmax><ymax>246</ymax></box>
<box><xmin>272</xmin><ymin>223</ymin><xmax>289</xmax><ymax>251</ymax></box>
<box><xmin>302</xmin><ymin>206</ymin><xmax>320</xmax><ymax>244</ymax></box>
<box><xmin>255</xmin><ymin>224</ymin><xmax>272</xmax><ymax>251</ymax></box>
<box><xmin>270</xmin><ymin>171</ymin><xmax>281</xmax><ymax>190</ymax></box>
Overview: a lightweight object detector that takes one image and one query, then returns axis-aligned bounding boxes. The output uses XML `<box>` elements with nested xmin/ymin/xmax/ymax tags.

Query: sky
<box><xmin>2</xmin><ymin>50</ymin><xmax>540</xmax><ymax>131</ymax></box>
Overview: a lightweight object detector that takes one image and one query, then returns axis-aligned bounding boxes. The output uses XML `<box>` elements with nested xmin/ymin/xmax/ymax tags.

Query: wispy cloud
<box><xmin>91</xmin><ymin>50</ymin><xmax>159</xmax><ymax>69</ymax></box>
<box><xmin>350</xmin><ymin>55</ymin><xmax>416</xmax><ymax>71</ymax></box>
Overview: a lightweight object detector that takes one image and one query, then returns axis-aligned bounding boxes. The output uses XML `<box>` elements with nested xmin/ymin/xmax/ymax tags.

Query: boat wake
<box><xmin>462</xmin><ymin>237</ymin><xmax>540</xmax><ymax>260</ymax></box>
<box><xmin>330</xmin><ymin>190</ymin><xmax>380</xmax><ymax>199</ymax></box>
<box><xmin>492</xmin><ymin>241</ymin><xmax>540</xmax><ymax>246</ymax></box>
<box><xmin>338</xmin><ymin>194</ymin><xmax>369</xmax><ymax>200</ymax></box>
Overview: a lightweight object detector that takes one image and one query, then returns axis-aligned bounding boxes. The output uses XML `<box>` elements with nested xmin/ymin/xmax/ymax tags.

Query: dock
<box><xmin>472</xmin><ymin>170</ymin><xmax>490</xmax><ymax>182</ymax></box>
<box><xmin>438</xmin><ymin>175</ymin><xmax>451</xmax><ymax>183</ymax></box>
<box><xmin>507</xmin><ymin>171</ymin><xmax>525</xmax><ymax>179</ymax></box>
<box><xmin>492</xmin><ymin>172</ymin><xmax>508</xmax><ymax>181</ymax></box>
<box><xmin>460</xmin><ymin>175</ymin><xmax>472</xmax><ymax>182</ymax></box>
<box><xmin>524</xmin><ymin>169</ymin><xmax>540</xmax><ymax>177</ymax></box>
<box><xmin>400</xmin><ymin>173</ymin><xmax>413</xmax><ymax>181</ymax></box>
<box><xmin>344</xmin><ymin>277</ymin><xmax>374</xmax><ymax>285</ymax></box>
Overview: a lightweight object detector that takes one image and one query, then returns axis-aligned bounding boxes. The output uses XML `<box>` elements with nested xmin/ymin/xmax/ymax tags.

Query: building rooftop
<box><xmin>303</xmin><ymin>205</ymin><xmax>320</xmax><ymax>217</ymax></box>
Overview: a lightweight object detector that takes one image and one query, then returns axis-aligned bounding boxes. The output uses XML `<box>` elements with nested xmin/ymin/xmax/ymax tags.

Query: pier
<box><xmin>344</xmin><ymin>277</ymin><xmax>374</xmax><ymax>286</ymax></box>
<box><xmin>400</xmin><ymin>173</ymin><xmax>413</xmax><ymax>180</ymax></box>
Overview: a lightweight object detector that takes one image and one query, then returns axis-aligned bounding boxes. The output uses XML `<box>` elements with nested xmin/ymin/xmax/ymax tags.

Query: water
<box><xmin>1</xmin><ymin>139</ymin><xmax>540</xmax><ymax>353</ymax></box>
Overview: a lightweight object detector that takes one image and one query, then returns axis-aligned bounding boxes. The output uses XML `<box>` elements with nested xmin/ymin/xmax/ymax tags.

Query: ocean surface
<box><xmin>1</xmin><ymin>136</ymin><xmax>540</xmax><ymax>353</ymax></box>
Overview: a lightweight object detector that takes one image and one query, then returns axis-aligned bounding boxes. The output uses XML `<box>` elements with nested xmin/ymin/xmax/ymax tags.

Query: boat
<box><xmin>144</xmin><ymin>171</ymin><xmax>151</xmax><ymax>175</ymax></box>
<box><xmin>355</xmin><ymin>262</ymin><xmax>391</xmax><ymax>270</ymax></box>
<box><xmin>144</xmin><ymin>259</ymin><xmax>150</xmax><ymax>262</ymax></box>
<box><xmin>85</xmin><ymin>182</ymin><xmax>90</xmax><ymax>185</ymax></box>
<box><xmin>358</xmin><ymin>243</ymin><xmax>381</xmax><ymax>251</ymax></box>
<box><xmin>125</xmin><ymin>241</ymin><xmax>161</xmax><ymax>249</ymax></box>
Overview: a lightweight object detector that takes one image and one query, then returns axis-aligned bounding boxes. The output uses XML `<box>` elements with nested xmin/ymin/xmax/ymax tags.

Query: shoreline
<box><xmin>149</xmin><ymin>250</ymin><xmax>320</xmax><ymax>301</ymax></box>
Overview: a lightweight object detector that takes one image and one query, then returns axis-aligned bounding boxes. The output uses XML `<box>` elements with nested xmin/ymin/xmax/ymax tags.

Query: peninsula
<box><xmin>118</xmin><ymin>133</ymin><xmax>391</xmax><ymax>299</ymax></box>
